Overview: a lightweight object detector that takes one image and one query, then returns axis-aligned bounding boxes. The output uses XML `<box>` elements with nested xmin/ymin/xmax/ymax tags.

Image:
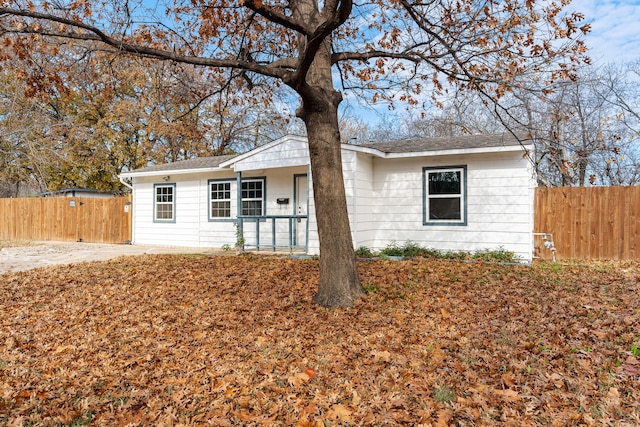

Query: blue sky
<box><xmin>582</xmin><ymin>0</ymin><xmax>640</xmax><ymax>64</ymax></box>
<box><xmin>341</xmin><ymin>0</ymin><xmax>640</xmax><ymax>126</ymax></box>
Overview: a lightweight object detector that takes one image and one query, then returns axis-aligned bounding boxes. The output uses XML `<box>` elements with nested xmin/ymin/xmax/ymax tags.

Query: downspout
<box><xmin>119</xmin><ymin>176</ymin><xmax>133</xmax><ymax>191</ymax></box>
<box><xmin>236</xmin><ymin>171</ymin><xmax>243</xmax><ymax>251</ymax></box>
<box><xmin>352</xmin><ymin>153</ymin><xmax>358</xmax><ymax>249</ymax></box>
<box><xmin>119</xmin><ymin>176</ymin><xmax>134</xmax><ymax>244</ymax></box>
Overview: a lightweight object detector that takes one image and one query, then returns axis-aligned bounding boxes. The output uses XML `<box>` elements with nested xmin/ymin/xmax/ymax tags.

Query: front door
<box><xmin>294</xmin><ymin>174</ymin><xmax>308</xmax><ymax>248</ymax></box>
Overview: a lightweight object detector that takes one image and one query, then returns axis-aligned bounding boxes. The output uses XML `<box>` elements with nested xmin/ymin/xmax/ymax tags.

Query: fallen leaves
<box><xmin>0</xmin><ymin>255</ymin><xmax>639</xmax><ymax>425</ymax></box>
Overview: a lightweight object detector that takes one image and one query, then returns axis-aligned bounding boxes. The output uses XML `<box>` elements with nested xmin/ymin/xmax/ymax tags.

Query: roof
<box><xmin>121</xmin><ymin>133</ymin><xmax>531</xmax><ymax>177</ymax></box>
<box><xmin>40</xmin><ymin>188</ymin><xmax>116</xmax><ymax>196</ymax></box>
<box><xmin>357</xmin><ymin>132</ymin><xmax>531</xmax><ymax>154</ymax></box>
<box><xmin>127</xmin><ymin>155</ymin><xmax>237</xmax><ymax>174</ymax></box>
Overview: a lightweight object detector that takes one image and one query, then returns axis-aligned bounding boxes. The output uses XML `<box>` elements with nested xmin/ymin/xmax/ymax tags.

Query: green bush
<box><xmin>376</xmin><ymin>241</ymin><xmax>521</xmax><ymax>263</ymax></box>
<box><xmin>355</xmin><ymin>246</ymin><xmax>374</xmax><ymax>258</ymax></box>
<box><xmin>472</xmin><ymin>246</ymin><xmax>520</xmax><ymax>263</ymax></box>
<box><xmin>379</xmin><ymin>242</ymin><xmax>403</xmax><ymax>257</ymax></box>
<box><xmin>400</xmin><ymin>241</ymin><xmax>425</xmax><ymax>258</ymax></box>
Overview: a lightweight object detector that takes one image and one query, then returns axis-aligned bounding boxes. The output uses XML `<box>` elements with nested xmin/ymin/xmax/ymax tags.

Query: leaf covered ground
<box><xmin>1</xmin><ymin>254</ymin><xmax>639</xmax><ymax>426</ymax></box>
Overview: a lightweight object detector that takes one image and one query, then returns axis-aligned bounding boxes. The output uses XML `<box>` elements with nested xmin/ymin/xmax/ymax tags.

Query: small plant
<box><xmin>355</xmin><ymin>246</ymin><xmax>374</xmax><ymax>258</ymax></box>
<box><xmin>443</xmin><ymin>250</ymin><xmax>470</xmax><ymax>260</ymax></box>
<box><xmin>631</xmin><ymin>342</ymin><xmax>639</xmax><ymax>357</ymax></box>
<box><xmin>421</xmin><ymin>247</ymin><xmax>444</xmax><ymax>258</ymax></box>
<box><xmin>363</xmin><ymin>283</ymin><xmax>381</xmax><ymax>294</ymax></box>
<box><xmin>472</xmin><ymin>246</ymin><xmax>520</xmax><ymax>263</ymax></box>
<box><xmin>379</xmin><ymin>242</ymin><xmax>403</xmax><ymax>257</ymax></box>
<box><xmin>433</xmin><ymin>385</ymin><xmax>455</xmax><ymax>403</ymax></box>
<box><xmin>400</xmin><ymin>241</ymin><xmax>425</xmax><ymax>258</ymax></box>
<box><xmin>221</xmin><ymin>244</ymin><xmax>232</xmax><ymax>251</ymax></box>
<box><xmin>234</xmin><ymin>224</ymin><xmax>245</xmax><ymax>252</ymax></box>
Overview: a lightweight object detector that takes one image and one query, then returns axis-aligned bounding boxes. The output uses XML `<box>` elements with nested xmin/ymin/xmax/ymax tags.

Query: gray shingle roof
<box><xmin>127</xmin><ymin>133</ymin><xmax>530</xmax><ymax>174</ymax></box>
<box><xmin>358</xmin><ymin>132</ymin><xmax>531</xmax><ymax>153</ymax></box>
<box><xmin>129</xmin><ymin>155</ymin><xmax>237</xmax><ymax>173</ymax></box>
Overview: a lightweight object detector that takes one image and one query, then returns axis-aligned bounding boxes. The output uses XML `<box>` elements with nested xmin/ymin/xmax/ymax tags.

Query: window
<box><xmin>423</xmin><ymin>166</ymin><xmax>466</xmax><ymax>225</ymax></box>
<box><xmin>154</xmin><ymin>184</ymin><xmax>175</xmax><ymax>222</ymax></box>
<box><xmin>241</xmin><ymin>178</ymin><xmax>264</xmax><ymax>216</ymax></box>
<box><xmin>209</xmin><ymin>181</ymin><xmax>231</xmax><ymax>218</ymax></box>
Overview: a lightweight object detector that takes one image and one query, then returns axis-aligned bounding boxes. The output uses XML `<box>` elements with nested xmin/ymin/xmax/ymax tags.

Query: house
<box><xmin>41</xmin><ymin>188</ymin><xmax>118</xmax><ymax>199</ymax></box>
<box><xmin>119</xmin><ymin>133</ymin><xmax>536</xmax><ymax>261</ymax></box>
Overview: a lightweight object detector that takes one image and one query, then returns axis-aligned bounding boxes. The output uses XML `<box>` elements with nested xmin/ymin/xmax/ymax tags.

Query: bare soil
<box><xmin>0</xmin><ymin>240</ymin><xmax>221</xmax><ymax>274</ymax></box>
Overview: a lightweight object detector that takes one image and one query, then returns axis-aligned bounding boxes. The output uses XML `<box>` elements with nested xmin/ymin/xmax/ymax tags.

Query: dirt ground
<box><xmin>0</xmin><ymin>241</ymin><xmax>222</xmax><ymax>274</ymax></box>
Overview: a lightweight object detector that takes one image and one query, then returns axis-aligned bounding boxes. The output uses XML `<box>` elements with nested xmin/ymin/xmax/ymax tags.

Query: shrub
<box><xmin>355</xmin><ymin>246</ymin><xmax>374</xmax><ymax>258</ymax></box>
<box><xmin>400</xmin><ymin>241</ymin><xmax>425</xmax><ymax>258</ymax></box>
<box><xmin>377</xmin><ymin>241</ymin><xmax>521</xmax><ymax>263</ymax></box>
<box><xmin>472</xmin><ymin>246</ymin><xmax>520</xmax><ymax>263</ymax></box>
<box><xmin>379</xmin><ymin>242</ymin><xmax>403</xmax><ymax>257</ymax></box>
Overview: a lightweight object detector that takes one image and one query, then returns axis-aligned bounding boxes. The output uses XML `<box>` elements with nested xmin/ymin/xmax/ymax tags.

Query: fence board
<box><xmin>0</xmin><ymin>196</ymin><xmax>131</xmax><ymax>244</ymax></box>
<box><xmin>534</xmin><ymin>186</ymin><xmax>640</xmax><ymax>261</ymax></box>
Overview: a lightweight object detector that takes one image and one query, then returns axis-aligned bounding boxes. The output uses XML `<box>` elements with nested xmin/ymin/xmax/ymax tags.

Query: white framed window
<box><xmin>241</xmin><ymin>178</ymin><xmax>264</xmax><ymax>216</ymax></box>
<box><xmin>209</xmin><ymin>180</ymin><xmax>232</xmax><ymax>219</ymax></box>
<box><xmin>154</xmin><ymin>183</ymin><xmax>175</xmax><ymax>222</ymax></box>
<box><xmin>423</xmin><ymin>166</ymin><xmax>467</xmax><ymax>225</ymax></box>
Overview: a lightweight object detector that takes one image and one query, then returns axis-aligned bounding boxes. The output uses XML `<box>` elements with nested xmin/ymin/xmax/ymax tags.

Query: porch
<box><xmin>238</xmin><ymin>214</ymin><xmax>308</xmax><ymax>252</ymax></box>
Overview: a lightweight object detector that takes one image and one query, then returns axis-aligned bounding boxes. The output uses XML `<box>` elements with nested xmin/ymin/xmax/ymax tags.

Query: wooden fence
<box><xmin>534</xmin><ymin>186</ymin><xmax>640</xmax><ymax>261</ymax></box>
<box><xmin>0</xmin><ymin>196</ymin><xmax>131</xmax><ymax>244</ymax></box>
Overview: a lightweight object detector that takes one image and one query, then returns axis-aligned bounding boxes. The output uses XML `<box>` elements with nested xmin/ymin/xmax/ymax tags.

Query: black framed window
<box><xmin>423</xmin><ymin>166</ymin><xmax>467</xmax><ymax>225</ymax></box>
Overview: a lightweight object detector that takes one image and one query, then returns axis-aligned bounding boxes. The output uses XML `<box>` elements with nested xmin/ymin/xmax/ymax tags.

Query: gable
<box><xmin>222</xmin><ymin>135</ymin><xmax>310</xmax><ymax>172</ymax></box>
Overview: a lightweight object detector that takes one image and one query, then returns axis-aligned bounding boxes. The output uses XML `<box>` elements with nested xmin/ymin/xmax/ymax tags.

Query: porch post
<box><xmin>236</xmin><ymin>171</ymin><xmax>243</xmax><ymax>250</ymax></box>
<box><xmin>306</xmin><ymin>164</ymin><xmax>311</xmax><ymax>252</ymax></box>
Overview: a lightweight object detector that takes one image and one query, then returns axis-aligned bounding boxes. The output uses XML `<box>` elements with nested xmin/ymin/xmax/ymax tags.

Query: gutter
<box><xmin>119</xmin><ymin>166</ymin><xmax>229</xmax><ymax>179</ymax></box>
<box><xmin>342</xmin><ymin>143</ymin><xmax>535</xmax><ymax>159</ymax></box>
<box><xmin>119</xmin><ymin>175</ymin><xmax>133</xmax><ymax>190</ymax></box>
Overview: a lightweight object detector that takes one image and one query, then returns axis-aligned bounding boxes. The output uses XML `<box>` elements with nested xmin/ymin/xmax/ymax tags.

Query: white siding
<box><xmin>131</xmin><ymin>167</ymin><xmax>311</xmax><ymax>250</ymax></box>
<box><xmin>129</xmin><ymin>137</ymin><xmax>534</xmax><ymax>261</ymax></box>
<box><xmin>242</xmin><ymin>167</ymin><xmax>309</xmax><ymax>250</ymax></box>
<box><xmin>365</xmin><ymin>151</ymin><xmax>534</xmax><ymax>261</ymax></box>
<box><xmin>132</xmin><ymin>178</ymin><xmax>203</xmax><ymax>247</ymax></box>
<box><xmin>232</xmin><ymin>136</ymin><xmax>310</xmax><ymax>171</ymax></box>
<box><xmin>306</xmin><ymin>171</ymin><xmax>319</xmax><ymax>255</ymax></box>
<box><xmin>351</xmin><ymin>152</ymin><xmax>375</xmax><ymax>249</ymax></box>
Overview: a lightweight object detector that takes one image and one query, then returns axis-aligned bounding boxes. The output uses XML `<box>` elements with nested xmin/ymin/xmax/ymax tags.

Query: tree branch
<box><xmin>290</xmin><ymin>0</ymin><xmax>352</xmax><ymax>87</ymax></box>
<box><xmin>241</xmin><ymin>0</ymin><xmax>310</xmax><ymax>35</ymax></box>
<box><xmin>0</xmin><ymin>7</ymin><xmax>291</xmax><ymax>81</ymax></box>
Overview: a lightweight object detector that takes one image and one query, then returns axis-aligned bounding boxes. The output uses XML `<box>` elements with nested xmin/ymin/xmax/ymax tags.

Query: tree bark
<box><xmin>287</xmin><ymin>0</ymin><xmax>364</xmax><ymax>307</ymax></box>
<box><xmin>299</xmin><ymin>91</ymin><xmax>365</xmax><ymax>307</ymax></box>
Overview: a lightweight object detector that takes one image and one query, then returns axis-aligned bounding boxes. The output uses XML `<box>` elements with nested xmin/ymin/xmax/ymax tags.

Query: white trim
<box><xmin>342</xmin><ymin>143</ymin><xmax>534</xmax><ymax>159</ymax></box>
<box><xmin>118</xmin><ymin>137</ymin><xmax>532</xmax><ymax>180</ymax></box>
<box><xmin>219</xmin><ymin>135</ymin><xmax>308</xmax><ymax>168</ymax></box>
<box><xmin>120</xmin><ymin>166</ymin><xmax>229</xmax><ymax>179</ymax></box>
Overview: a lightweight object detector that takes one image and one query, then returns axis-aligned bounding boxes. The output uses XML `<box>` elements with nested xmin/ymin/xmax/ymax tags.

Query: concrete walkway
<box><xmin>0</xmin><ymin>241</ymin><xmax>223</xmax><ymax>274</ymax></box>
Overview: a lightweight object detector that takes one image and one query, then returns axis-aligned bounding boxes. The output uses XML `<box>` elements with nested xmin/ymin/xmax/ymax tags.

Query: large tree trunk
<box><xmin>299</xmin><ymin>93</ymin><xmax>365</xmax><ymax>307</ymax></box>
<box><xmin>289</xmin><ymin>0</ymin><xmax>364</xmax><ymax>307</ymax></box>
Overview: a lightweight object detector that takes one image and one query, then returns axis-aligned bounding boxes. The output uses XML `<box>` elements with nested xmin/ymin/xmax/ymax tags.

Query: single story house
<box><xmin>41</xmin><ymin>188</ymin><xmax>118</xmax><ymax>198</ymax></box>
<box><xmin>119</xmin><ymin>133</ymin><xmax>536</xmax><ymax>261</ymax></box>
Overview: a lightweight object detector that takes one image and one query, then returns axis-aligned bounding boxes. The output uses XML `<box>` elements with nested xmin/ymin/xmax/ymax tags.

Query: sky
<box><xmin>582</xmin><ymin>0</ymin><xmax>640</xmax><ymax>64</ymax></box>
<box><xmin>341</xmin><ymin>0</ymin><xmax>640</xmax><ymax>126</ymax></box>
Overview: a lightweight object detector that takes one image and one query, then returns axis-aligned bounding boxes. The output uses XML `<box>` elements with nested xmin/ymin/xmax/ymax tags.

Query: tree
<box><xmin>0</xmin><ymin>47</ymin><xmax>291</xmax><ymax>193</ymax></box>
<box><xmin>491</xmin><ymin>65</ymin><xmax>640</xmax><ymax>187</ymax></box>
<box><xmin>0</xmin><ymin>0</ymin><xmax>589</xmax><ymax>306</ymax></box>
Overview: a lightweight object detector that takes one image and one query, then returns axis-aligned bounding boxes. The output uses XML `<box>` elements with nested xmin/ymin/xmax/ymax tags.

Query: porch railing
<box><xmin>237</xmin><ymin>215</ymin><xmax>308</xmax><ymax>252</ymax></box>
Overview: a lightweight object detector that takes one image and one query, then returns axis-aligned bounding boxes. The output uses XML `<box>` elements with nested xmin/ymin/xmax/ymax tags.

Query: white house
<box><xmin>119</xmin><ymin>133</ymin><xmax>536</xmax><ymax>261</ymax></box>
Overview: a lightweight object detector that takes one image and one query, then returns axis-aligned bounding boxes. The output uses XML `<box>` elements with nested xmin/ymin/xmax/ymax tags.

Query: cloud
<box><xmin>581</xmin><ymin>0</ymin><xmax>640</xmax><ymax>64</ymax></box>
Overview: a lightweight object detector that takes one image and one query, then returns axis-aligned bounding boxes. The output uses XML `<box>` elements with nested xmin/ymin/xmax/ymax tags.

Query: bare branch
<box><xmin>0</xmin><ymin>7</ymin><xmax>290</xmax><ymax>80</ymax></box>
<box><xmin>242</xmin><ymin>0</ymin><xmax>310</xmax><ymax>35</ymax></box>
